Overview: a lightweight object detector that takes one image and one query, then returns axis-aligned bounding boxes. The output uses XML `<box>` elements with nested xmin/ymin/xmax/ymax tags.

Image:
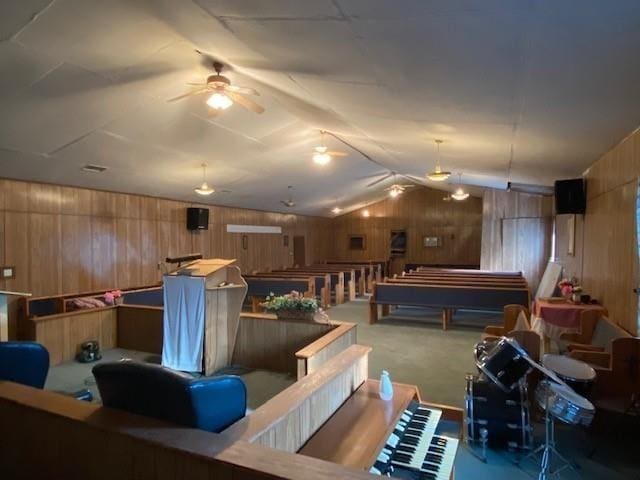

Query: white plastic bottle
<box><xmin>379</xmin><ymin>370</ymin><xmax>394</xmax><ymax>401</ymax></box>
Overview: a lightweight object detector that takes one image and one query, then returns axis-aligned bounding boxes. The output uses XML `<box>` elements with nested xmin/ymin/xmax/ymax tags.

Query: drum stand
<box><xmin>519</xmin><ymin>394</ymin><xmax>578</xmax><ymax>480</ymax></box>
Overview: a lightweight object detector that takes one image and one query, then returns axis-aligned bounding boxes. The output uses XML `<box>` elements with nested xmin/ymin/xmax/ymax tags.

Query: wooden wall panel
<box><xmin>331</xmin><ymin>186</ymin><xmax>483</xmax><ymax>271</ymax></box>
<box><xmin>480</xmin><ymin>189</ymin><xmax>553</xmax><ymax>291</ymax></box>
<box><xmin>0</xmin><ymin>179</ymin><xmax>331</xmax><ymax>297</ymax></box>
<box><xmin>553</xmin><ymin>125</ymin><xmax>640</xmax><ymax>334</ymax></box>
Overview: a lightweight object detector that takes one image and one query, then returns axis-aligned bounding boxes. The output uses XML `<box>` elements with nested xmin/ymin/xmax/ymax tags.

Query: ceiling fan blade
<box><xmin>186</xmin><ymin>82</ymin><xmax>208</xmax><ymax>87</ymax></box>
<box><xmin>226</xmin><ymin>85</ymin><xmax>260</xmax><ymax>96</ymax></box>
<box><xmin>167</xmin><ymin>88</ymin><xmax>209</xmax><ymax>102</ymax></box>
<box><xmin>226</xmin><ymin>91</ymin><xmax>265</xmax><ymax>114</ymax></box>
<box><xmin>327</xmin><ymin>151</ymin><xmax>348</xmax><ymax>157</ymax></box>
<box><xmin>366</xmin><ymin>172</ymin><xmax>392</xmax><ymax>188</ymax></box>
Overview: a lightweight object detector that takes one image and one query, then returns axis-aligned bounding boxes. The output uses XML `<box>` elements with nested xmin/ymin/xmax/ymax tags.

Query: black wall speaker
<box><xmin>186</xmin><ymin>207</ymin><xmax>209</xmax><ymax>230</ymax></box>
<box><xmin>554</xmin><ymin>178</ymin><xmax>586</xmax><ymax>214</ymax></box>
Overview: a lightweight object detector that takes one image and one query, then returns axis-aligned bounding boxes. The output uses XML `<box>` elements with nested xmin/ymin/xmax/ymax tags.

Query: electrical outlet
<box><xmin>1</xmin><ymin>266</ymin><xmax>15</xmax><ymax>279</ymax></box>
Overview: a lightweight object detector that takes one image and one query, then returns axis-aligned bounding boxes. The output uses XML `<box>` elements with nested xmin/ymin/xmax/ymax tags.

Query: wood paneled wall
<box><xmin>557</xmin><ymin>125</ymin><xmax>640</xmax><ymax>335</ymax></box>
<box><xmin>331</xmin><ymin>186</ymin><xmax>483</xmax><ymax>272</ymax></box>
<box><xmin>0</xmin><ymin>179</ymin><xmax>331</xmax><ymax>297</ymax></box>
<box><xmin>480</xmin><ymin>189</ymin><xmax>553</xmax><ymax>292</ymax></box>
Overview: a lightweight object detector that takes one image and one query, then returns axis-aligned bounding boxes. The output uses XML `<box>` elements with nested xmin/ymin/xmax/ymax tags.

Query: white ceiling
<box><xmin>1</xmin><ymin>0</ymin><xmax>640</xmax><ymax>215</ymax></box>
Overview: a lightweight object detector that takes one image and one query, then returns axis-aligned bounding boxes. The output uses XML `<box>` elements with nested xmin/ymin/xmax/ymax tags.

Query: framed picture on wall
<box><xmin>423</xmin><ymin>236</ymin><xmax>442</xmax><ymax>248</ymax></box>
<box><xmin>348</xmin><ymin>234</ymin><xmax>366</xmax><ymax>250</ymax></box>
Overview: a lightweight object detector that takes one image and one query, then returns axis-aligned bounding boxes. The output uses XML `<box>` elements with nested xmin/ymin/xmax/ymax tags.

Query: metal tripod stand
<box><xmin>519</xmin><ymin>394</ymin><xmax>578</xmax><ymax>480</ymax></box>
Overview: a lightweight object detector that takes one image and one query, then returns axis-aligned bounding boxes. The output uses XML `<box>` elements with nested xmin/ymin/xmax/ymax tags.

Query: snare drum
<box><xmin>535</xmin><ymin>380</ymin><xmax>595</xmax><ymax>426</ymax></box>
<box><xmin>474</xmin><ymin>339</ymin><xmax>498</xmax><ymax>363</ymax></box>
<box><xmin>542</xmin><ymin>354</ymin><xmax>597</xmax><ymax>398</ymax></box>
<box><xmin>476</xmin><ymin>337</ymin><xmax>533</xmax><ymax>392</ymax></box>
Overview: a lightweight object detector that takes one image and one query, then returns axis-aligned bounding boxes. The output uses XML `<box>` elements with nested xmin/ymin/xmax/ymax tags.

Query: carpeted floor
<box><xmin>46</xmin><ymin>300</ymin><xmax>639</xmax><ymax>480</ymax></box>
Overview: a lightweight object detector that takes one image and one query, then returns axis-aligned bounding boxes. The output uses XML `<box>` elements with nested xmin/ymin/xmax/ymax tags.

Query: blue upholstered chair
<box><xmin>0</xmin><ymin>341</ymin><xmax>49</xmax><ymax>389</ymax></box>
<box><xmin>93</xmin><ymin>360</ymin><xmax>247</xmax><ymax>433</ymax></box>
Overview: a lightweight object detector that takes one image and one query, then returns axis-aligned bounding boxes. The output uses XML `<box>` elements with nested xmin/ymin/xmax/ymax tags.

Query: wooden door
<box><xmin>293</xmin><ymin>236</ymin><xmax>306</xmax><ymax>267</ymax></box>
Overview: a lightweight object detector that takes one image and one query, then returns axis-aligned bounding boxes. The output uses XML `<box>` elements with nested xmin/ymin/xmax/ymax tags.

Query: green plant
<box><xmin>261</xmin><ymin>291</ymin><xmax>319</xmax><ymax>313</ymax></box>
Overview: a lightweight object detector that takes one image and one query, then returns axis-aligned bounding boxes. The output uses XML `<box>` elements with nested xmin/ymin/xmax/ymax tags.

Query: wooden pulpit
<box><xmin>165</xmin><ymin>259</ymin><xmax>247</xmax><ymax>375</ymax></box>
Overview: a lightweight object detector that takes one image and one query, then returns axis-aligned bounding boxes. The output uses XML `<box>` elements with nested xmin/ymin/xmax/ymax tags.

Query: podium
<box><xmin>163</xmin><ymin>259</ymin><xmax>247</xmax><ymax>375</ymax></box>
<box><xmin>0</xmin><ymin>290</ymin><xmax>32</xmax><ymax>342</ymax></box>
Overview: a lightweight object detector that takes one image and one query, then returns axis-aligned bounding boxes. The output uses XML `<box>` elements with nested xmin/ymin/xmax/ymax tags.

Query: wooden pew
<box><xmin>272</xmin><ymin>268</ymin><xmax>349</xmax><ymax>304</ymax></box>
<box><xmin>245</xmin><ymin>276</ymin><xmax>315</xmax><ymax>312</ymax></box>
<box><xmin>247</xmin><ymin>272</ymin><xmax>331</xmax><ymax>308</ymax></box>
<box><xmin>369</xmin><ymin>281</ymin><xmax>531</xmax><ymax>330</ymax></box>
<box><xmin>325</xmin><ymin>260</ymin><xmax>385</xmax><ymax>290</ymax></box>
<box><xmin>309</xmin><ymin>265</ymin><xmax>365</xmax><ymax>297</ymax></box>
<box><xmin>390</xmin><ymin>276</ymin><xmax>528</xmax><ymax>289</ymax></box>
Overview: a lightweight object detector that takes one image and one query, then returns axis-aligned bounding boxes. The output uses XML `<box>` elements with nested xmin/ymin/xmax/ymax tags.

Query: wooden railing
<box><xmin>223</xmin><ymin>344</ymin><xmax>371</xmax><ymax>452</ymax></box>
<box><xmin>295</xmin><ymin>321</ymin><xmax>357</xmax><ymax>379</ymax></box>
<box><xmin>0</xmin><ymin>381</ymin><xmax>374</xmax><ymax>480</ymax></box>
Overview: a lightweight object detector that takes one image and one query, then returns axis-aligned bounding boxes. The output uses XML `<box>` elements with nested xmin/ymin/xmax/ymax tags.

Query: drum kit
<box><xmin>466</xmin><ymin>337</ymin><xmax>597</xmax><ymax>480</ymax></box>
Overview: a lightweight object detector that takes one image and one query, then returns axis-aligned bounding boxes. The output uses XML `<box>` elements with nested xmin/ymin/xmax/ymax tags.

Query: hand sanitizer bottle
<box><xmin>379</xmin><ymin>370</ymin><xmax>394</xmax><ymax>401</ymax></box>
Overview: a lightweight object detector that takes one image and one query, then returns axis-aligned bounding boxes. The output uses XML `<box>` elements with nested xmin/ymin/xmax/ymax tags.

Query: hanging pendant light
<box><xmin>427</xmin><ymin>139</ymin><xmax>451</xmax><ymax>181</ymax></box>
<box><xmin>194</xmin><ymin>163</ymin><xmax>215</xmax><ymax>195</ymax></box>
<box><xmin>451</xmin><ymin>173</ymin><xmax>469</xmax><ymax>201</ymax></box>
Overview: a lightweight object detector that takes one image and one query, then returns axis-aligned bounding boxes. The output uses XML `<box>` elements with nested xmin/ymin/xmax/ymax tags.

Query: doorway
<box><xmin>293</xmin><ymin>236</ymin><xmax>306</xmax><ymax>267</ymax></box>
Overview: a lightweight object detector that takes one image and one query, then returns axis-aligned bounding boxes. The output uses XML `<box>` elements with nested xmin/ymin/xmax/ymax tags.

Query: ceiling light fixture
<box><xmin>206</xmin><ymin>91</ymin><xmax>233</xmax><ymax>110</ymax></box>
<box><xmin>194</xmin><ymin>163</ymin><xmax>215</xmax><ymax>196</ymax></box>
<box><xmin>313</xmin><ymin>146</ymin><xmax>332</xmax><ymax>166</ymax></box>
<box><xmin>331</xmin><ymin>206</ymin><xmax>342</xmax><ymax>214</ymax></box>
<box><xmin>389</xmin><ymin>185</ymin><xmax>403</xmax><ymax>198</ymax></box>
<box><xmin>362</xmin><ymin>209</ymin><xmax>370</xmax><ymax>217</ymax></box>
<box><xmin>451</xmin><ymin>173</ymin><xmax>469</xmax><ymax>201</ymax></box>
<box><xmin>427</xmin><ymin>139</ymin><xmax>451</xmax><ymax>181</ymax></box>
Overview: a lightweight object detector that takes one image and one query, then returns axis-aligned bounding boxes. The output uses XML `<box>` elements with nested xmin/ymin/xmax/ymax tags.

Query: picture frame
<box><xmin>348</xmin><ymin>234</ymin><xmax>366</xmax><ymax>250</ymax></box>
<box><xmin>423</xmin><ymin>236</ymin><xmax>442</xmax><ymax>248</ymax></box>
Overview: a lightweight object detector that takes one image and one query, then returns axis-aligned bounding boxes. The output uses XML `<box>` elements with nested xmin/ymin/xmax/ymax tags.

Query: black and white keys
<box><xmin>369</xmin><ymin>402</ymin><xmax>459</xmax><ymax>480</ymax></box>
<box><xmin>391</xmin><ymin>434</ymin><xmax>459</xmax><ymax>480</ymax></box>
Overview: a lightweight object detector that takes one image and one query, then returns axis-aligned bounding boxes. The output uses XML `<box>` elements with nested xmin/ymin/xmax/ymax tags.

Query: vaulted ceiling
<box><xmin>1</xmin><ymin>1</ymin><xmax>640</xmax><ymax>215</ymax></box>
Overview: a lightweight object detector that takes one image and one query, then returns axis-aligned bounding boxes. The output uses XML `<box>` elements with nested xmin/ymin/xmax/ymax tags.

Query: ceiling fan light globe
<box><xmin>313</xmin><ymin>152</ymin><xmax>332</xmax><ymax>165</ymax></box>
<box><xmin>194</xmin><ymin>181</ymin><xmax>215</xmax><ymax>195</ymax></box>
<box><xmin>451</xmin><ymin>188</ymin><xmax>469</xmax><ymax>201</ymax></box>
<box><xmin>206</xmin><ymin>92</ymin><xmax>233</xmax><ymax>110</ymax></box>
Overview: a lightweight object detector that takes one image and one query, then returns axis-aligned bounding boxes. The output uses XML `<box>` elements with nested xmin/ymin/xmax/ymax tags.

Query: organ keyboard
<box><xmin>370</xmin><ymin>401</ymin><xmax>459</xmax><ymax>479</ymax></box>
<box><xmin>299</xmin><ymin>380</ymin><xmax>461</xmax><ymax>480</ymax></box>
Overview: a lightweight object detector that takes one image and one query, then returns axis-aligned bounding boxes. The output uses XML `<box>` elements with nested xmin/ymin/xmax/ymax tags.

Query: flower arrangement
<box><xmin>558</xmin><ymin>278</ymin><xmax>581</xmax><ymax>299</ymax></box>
<box><xmin>261</xmin><ymin>291</ymin><xmax>320</xmax><ymax>321</ymax></box>
<box><xmin>103</xmin><ymin>290</ymin><xmax>123</xmax><ymax>305</ymax></box>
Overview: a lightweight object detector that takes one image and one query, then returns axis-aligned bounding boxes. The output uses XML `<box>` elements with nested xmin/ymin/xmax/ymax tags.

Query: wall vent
<box><xmin>82</xmin><ymin>164</ymin><xmax>108</xmax><ymax>173</ymax></box>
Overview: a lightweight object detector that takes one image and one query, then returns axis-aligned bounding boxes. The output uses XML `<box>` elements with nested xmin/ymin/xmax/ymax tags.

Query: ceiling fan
<box><xmin>168</xmin><ymin>59</ymin><xmax>265</xmax><ymax>116</ymax></box>
<box><xmin>312</xmin><ymin>131</ymin><xmax>348</xmax><ymax>166</ymax></box>
<box><xmin>384</xmin><ymin>183</ymin><xmax>414</xmax><ymax>198</ymax></box>
<box><xmin>280</xmin><ymin>186</ymin><xmax>296</xmax><ymax>208</ymax></box>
